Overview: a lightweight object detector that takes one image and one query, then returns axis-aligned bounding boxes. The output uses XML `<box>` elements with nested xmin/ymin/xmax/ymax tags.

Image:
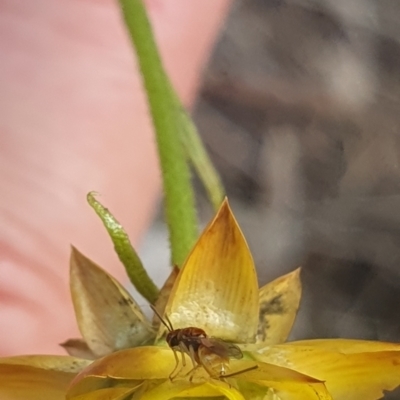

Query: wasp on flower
<box><xmin>151</xmin><ymin>304</ymin><xmax>256</xmax><ymax>380</ymax></box>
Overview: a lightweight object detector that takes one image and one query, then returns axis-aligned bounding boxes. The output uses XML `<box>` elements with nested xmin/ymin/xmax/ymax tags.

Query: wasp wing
<box><xmin>200</xmin><ymin>338</ymin><xmax>243</xmax><ymax>359</ymax></box>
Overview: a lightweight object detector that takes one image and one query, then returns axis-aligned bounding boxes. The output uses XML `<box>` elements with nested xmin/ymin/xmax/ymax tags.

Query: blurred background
<box><xmin>141</xmin><ymin>0</ymin><xmax>400</xmax><ymax>349</ymax></box>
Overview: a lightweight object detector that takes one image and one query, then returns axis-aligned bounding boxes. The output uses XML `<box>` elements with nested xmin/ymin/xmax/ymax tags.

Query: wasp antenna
<box><xmin>164</xmin><ymin>313</ymin><xmax>175</xmax><ymax>332</ymax></box>
<box><xmin>150</xmin><ymin>305</ymin><xmax>173</xmax><ymax>332</ymax></box>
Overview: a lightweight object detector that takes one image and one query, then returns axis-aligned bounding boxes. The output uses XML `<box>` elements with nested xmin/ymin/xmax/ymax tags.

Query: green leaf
<box><xmin>87</xmin><ymin>192</ymin><xmax>158</xmax><ymax>303</ymax></box>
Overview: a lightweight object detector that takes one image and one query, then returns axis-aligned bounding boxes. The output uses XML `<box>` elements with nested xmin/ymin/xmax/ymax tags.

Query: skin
<box><xmin>0</xmin><ymin>0</ymin><xmax>231</xmax><ymax>355</ymax></box>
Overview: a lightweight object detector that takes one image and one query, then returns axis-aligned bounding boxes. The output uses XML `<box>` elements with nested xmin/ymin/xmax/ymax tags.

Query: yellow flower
<box><xmin>64</xmin><ymin>200</ymin><xmax>329</xmax><ymax>400</ymax></box>
<box><xmin>2</xmin><ymin>200</ymin><xmax>400</xmax><ymax>400</ymax></box>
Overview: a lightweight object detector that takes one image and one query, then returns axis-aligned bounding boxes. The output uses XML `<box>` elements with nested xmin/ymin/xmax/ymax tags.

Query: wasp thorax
<box><xmin>166</xmin><ymin>327</ymin><xmax>207</xmax><ymax>349</ymax></box>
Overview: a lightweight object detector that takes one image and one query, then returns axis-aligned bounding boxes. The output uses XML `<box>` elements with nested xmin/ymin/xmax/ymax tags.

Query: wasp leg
<box><xmin>169</xmin><ymin>349</ymin><xmax>181</xmax><ymax>381</ymax></box>
<box><xmin>181</xmin><ymin>349</ymin><xmax>187</xmax><ymax>367</ymax></box>
<box><xmin>188</xmin><ymin>344</ymin><xmax>198</xmax><ymax>368</ymax></box>
<box><xmin>185</xmin><ymin>345</ymin><xmax>202</xmax><ymax>382</ymax></box>
<box><xmin>185</xmin><ymin>364</ymin><xmax>202</xmax><ymax>382</ymax></box>
<box><xmin>222</xmin><ymin>364</ymin><xmax>258</xmax><ymax>378</ymax></box>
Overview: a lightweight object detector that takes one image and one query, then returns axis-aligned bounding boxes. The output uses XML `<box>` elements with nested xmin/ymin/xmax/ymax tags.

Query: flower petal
<box><xmin>0</xmin><ymin>363</ymin><xmax>74</xmax><ymax>400</ymax></box>
<box><xmin>254</xmin><ymin>380</ymin><xmax>332</xmax><ymax>400</ymax></box>
<box><xmin>0</xmin><ymin>355</ymin><xmax>90</xmax><ymax>400</ymax></box>
<box><xmin>231</xmin><ymin>358</ymin><xmax>332</xmax><ymax>399</ymax></box>
<box><xmin>286</xmin><ymin>338</ymin><xmax>400</xmax><ymax>353</ymax></box>
<box><xmin>138</xmin><ymin>378</ymin><xmax>246</xmax><ymax>400</ymax></box>
<box><xmin>67</xmin><ymin>375</ymin><xmax>114</xmax><ymax>399</ymax></box>
<box><xmin>68</xmin><ymin>386</ymin><xmax>137</xmax><ymax>400</ymax></box>
<box><xmin>153</xmin><ymin>266</ymin><xmax>179</xmax><ymax>330</ymax></box>
<box><xmin>229</xmin><ymin>359</ymin><xmax>321</xmax><ymax>384</ymax></box>
<box><xmin>60</xmin><ymin>338</ymin><xmax>97</xmax><ymax>360</ymax></box>
<box><xmin>173</xmin><ymin>381</ymin><xmax>223</xmax><ymax>397</ymax></box>
<box><xmin>257</xmin><ymin>268</ymin><xmax>302</xmax><ymax>344</ymax></box>
<box><xmin>235</xmin><ymin>381</ymin><xmax>277</xmax><ymax>400</ymax></box>
<box><xmin>205</xmin><ymin>379</ymin><xmax>246</xmax><ymax>400</ymax></box>
<box><xmin>238</xmin><ymin>380</ymin><xmax>332</xmax><ymax>400</ymax></box>
<box><xmin>70</xmin><ymin>247</ymin><xmax>154</xmax><ymax>357</ymax></box>
<box><xmin>70</xmin><ymin>347</ymin><xmax>182</xmax><ymax>386</ymax></box>
<box><xmin>0</xmin><ymin>355</ymin><xmax>90</xmax><ymax>372</ymax></box>
<box><xmin>139</xmin><ymin>380</ymin><xmax>205</xmax><ymax>400</ymax></box>
<box><xmin>255</xmin><ymin>341</ymin><xmax>400</xmax><ymax>399</ymax></box>
<box><xmin>164</xmin><ymin>199</ymin><xmax>259</xmax><ymax>342</ymax></box>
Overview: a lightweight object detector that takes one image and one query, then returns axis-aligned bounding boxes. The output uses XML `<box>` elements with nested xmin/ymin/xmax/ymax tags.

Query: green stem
<box><xmin>118</xmin><ymin>0</ymin><xmax>197</xmax><ymax>267</ymax></box>
<box><xmin>177</xmin><ymin>103</ymin><xmax>225</xmax><ymax>211</ymax></box>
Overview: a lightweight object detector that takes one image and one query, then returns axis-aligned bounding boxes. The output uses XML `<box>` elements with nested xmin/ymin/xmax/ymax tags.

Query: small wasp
<box><xmin>151</xmin><ymin>306</ymin><xmax>255</xmax><ymax>380</ymax></box>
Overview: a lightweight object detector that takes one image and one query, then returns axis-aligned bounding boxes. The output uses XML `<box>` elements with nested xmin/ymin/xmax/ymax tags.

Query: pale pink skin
<box><xmin>0</xmin><ymin>0</ymin><xmax>231</xmax><ymax>355</ymax></box>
